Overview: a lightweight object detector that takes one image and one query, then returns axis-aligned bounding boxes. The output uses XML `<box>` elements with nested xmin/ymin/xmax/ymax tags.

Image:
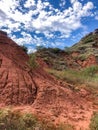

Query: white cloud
<box><xmin>24</xmin><ymin>0</ymin><xmax>35</xmax><ymax>8</ymax></box>
<box><xmin>60</xmin><ymin>0</ymin><xmax>66</xmax><ymax>7</ymax></box>
<box><xmin>72</xmin><ymin>1</ymin><xmax>82</xmax><ymax>11</ymax></box>
<box><xmin>0</xmin><ymin>0</ymin><xmax>95</xmax><ymax>48</ymax></box>
<box><xmin>28</xmin><ymin>47</ymin><xmax>36</xmax><ymax>53</ymax></box>
<box><xmin>0</xmin><ymin>10</ymin><xmax>7</xmax><ymax>20</ymax></box>
<box><xmin>70</xmin><ymin>0</ymin><xmax>78</xmax><ymax>4</ymax></box>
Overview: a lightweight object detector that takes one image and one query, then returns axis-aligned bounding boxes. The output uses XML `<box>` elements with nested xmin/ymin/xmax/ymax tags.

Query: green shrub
<box><xmin>46</xmin><ymin>66</ymin><xmax>98</xmax><ymax>92</ymax></box>
<box><xmin>82</xmin><ymin>66</ymin><xmax>98</xmax><ymax>77</ymax></box>
<box><xmin>0</xmin><ymin>108</ymin><xmax>74</xmax><ymax>130</ymax></box>
<box><xmin>36</xmin><ymin>45</ymin><xmax>46</xmax><ymax>51</ymax></box>
<box><xmin>90</xmin><ymin>112</ymin><xmax>98</xmax><ymax>130</ymax></box>
<box><xmin>0</xmin><ymin>109</ymin><xmax>25</xmax><ymax>130</ymax></box>
<box><xmin>64</xmin><ymin>47</ymin><xmax>72</xmax><ymax>54</ymax></box>
<box><xmin>28</xmin><ymin>54</ymin><xmax>38</xmax><ymax>69</ymax></box>
<box><xmin>82</xmin><ymin>35</ymin><xmax>94</xmax><ymax>44</ymax></box>
<box><xmin>51</xmin><ymin>48</ymin><xmax>61</xmax><ymax>54</ymax></box>
<box><xmin>78</xmin><ymin>55</ymin><xmax>87</xmax><ymax>61</ymax></box>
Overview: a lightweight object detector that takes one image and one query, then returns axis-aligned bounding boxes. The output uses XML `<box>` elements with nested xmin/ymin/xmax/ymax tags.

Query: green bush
<box><xmin>0</xmin><ymin>109</ymin><xmax>35</xmax><ymax>130</ymax></box>
<box><xmin>36</xmin><ymin>45</ymin><xmax>47</xmax><ymax>52</ymax></box>
<box><xmin>82</xmin><ymin>66</ymin><xmax>98</xmax><ymax>77</ymax></box>
<box><xmin>46</xmin><ymin>65</ymin><xmax>98</xmax><ymax>91</ymax></box>
<box><xmin>28</xmin><ymin>54</ymin><xmax>38</xmax><ymax>69</ymax></box>
<box><xmin>90</xmin><ymin>112</ymin><xmax>98</xmax><ymax>130</ymax></box>
<box><xmin>51</xmin><ymin>48</ymin><xmax>61</xmax><ymax>54</ymax></box>
<box><xmin>82</xmin><ymin>34</ymin><xmax>94</xmax><ymax>44</ymax></box>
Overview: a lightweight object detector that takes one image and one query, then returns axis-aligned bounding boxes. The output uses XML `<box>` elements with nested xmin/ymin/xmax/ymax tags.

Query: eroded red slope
<box><xmin>0</xmin><ymin>33</ymin><xmax>94</xmax><ymax>130</ymax></box>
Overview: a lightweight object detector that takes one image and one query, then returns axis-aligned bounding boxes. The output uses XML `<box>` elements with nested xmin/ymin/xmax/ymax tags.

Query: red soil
<box><xmin>0</xmin><ymin>34</ymin><xmax>95</xmax><ymax>130</ymax></box>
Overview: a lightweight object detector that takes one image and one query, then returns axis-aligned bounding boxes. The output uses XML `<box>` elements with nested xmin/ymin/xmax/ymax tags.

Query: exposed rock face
<box><xmin>0</xmin><ymin>33</ymin><xmax>37</xmax><ymax>105</ymax></box>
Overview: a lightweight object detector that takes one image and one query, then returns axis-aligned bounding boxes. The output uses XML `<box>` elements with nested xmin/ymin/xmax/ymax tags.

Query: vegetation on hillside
<box><xmin>90</xmin><ymin>112</ymin><xmax>98</xmax><ymax>130</ymax></box>
<box><xmin>68</xmin><ymin>33</ymin><xmax>98</xmax><ymax>58</ymax></box>
<box><xmin>28</xmin><ymin>53</ymin><xmax>38</xmax><ymax>69</ymax></box>
<box><xmin>0</xmin><ymin>108</ymin><xmax>74</xmax><ymax>130</ymax></box>
<box><xmin>46</xmin><ymin>65</ymin><xmax>98</xmax><ymax>91</ymax></box>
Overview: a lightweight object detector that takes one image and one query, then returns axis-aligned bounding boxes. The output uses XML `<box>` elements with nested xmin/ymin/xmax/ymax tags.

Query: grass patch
<box><xmin>0</xmin><ymin>108</ymin><xmax>38</xmax><ymax>130</ymax></box>
<box><xmin>46</xmin><ymin>65</ymin><xmax>98</xmax><ymax>91</ymax></box>
<box><xmin>90</xmin><ymin>112</ymin><xmax>98</xmax><ymax>130</ymax></box>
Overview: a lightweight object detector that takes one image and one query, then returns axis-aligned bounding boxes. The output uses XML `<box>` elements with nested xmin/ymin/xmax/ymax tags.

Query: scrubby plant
<box><xmin>82</xmin><ymin>34</ymin><xmax>94</xmax><ymax>44</ymax></box>
<box><xmin>46</xmin><ymin>65</ymin><xmax>98</xmax><ymax>92</ymax></box>
<box><xmin>0</xmin><ymin>108</ymin><xmax>50</xmax><ymax>130</ymax></box>
<box><xmin>0</xmin><ymin>108</ymin><xmax>74</xmax><ymax>130</ymax></box>
<box><xmin>82</xmin><ymin>65</ymin><xmax>98</xmax><ymax>77</ymax></box>
<box><xmin>90</xmin><ymin>112</ymin><xmax>98</xmax><ymax>130</ymax></box>
<box><xmin>36</xmin><ymin>45</ymin><xmax>46</xmax><ymax>52</ymax></box>
<box><xmin>0</xmin><ymin>109</ymin><xmax>26</xmax><ymax>130</ymax></box>
<box><xmin>64</xmin><ymin>47</ymin><xmax>72</xmax><ymax>54</ymax></box>
<box><xmin>51</xmin><ymin>48</ymin><xmax>61</xmax><ymax>54</ymax></box>
<box><xmin>28</xmin><ymin>53</ymin><xmax>38</xmax><ymax>69</ymax></box>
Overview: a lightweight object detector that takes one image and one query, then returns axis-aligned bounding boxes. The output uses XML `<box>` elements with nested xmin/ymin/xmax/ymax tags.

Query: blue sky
<box><xmin>0</xmin><ymin>0</ymin><xmax>98</xmax><ymax>53</ymax></box>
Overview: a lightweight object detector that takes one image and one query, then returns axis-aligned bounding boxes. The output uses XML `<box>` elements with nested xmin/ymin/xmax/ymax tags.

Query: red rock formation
<box><xmin>0</xmin><ymin>33</ymin><xmax>37</xmax><ymax>105</ymax></box>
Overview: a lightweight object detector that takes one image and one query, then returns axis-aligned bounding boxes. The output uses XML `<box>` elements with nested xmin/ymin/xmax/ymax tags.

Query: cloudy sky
<box><xmin>0</xmin><ymin>0</ymin><xmax>98</xmax><ymax>53</ymax></box>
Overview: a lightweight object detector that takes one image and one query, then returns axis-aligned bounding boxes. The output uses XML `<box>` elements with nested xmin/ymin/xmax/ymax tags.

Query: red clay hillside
<box><xmin>0</xmin><ymin>30</ymin><xmax>95</xmax><ymax>130</ymax></box>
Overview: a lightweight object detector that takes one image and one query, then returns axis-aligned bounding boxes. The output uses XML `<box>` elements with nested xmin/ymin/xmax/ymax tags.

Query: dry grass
<box><xmin>0</xmin><ymin>108</ymin><xmax>74</xmax><ymax>130</ymax></box>
<box><xmin>90</xmin><ymin>112</ymin><xmax>98</xmax><ymax>130</ymax></box>
<box><xmin>46</xmin><ymin>66</ymin><xmax>98</xmax><ymax>92</ymax></box>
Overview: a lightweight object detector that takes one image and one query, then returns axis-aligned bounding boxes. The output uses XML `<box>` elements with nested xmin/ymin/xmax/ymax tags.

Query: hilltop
<box><xmin>36</xmin><ymin>29</ymin><xmax>98</xmax><ymax>70</ymax></box>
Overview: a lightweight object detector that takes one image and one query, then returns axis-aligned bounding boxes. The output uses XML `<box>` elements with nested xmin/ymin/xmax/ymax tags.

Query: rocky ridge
<box><xmin>36</xmin><ymin>29</ymin><xmax>98</xmax><ymax>70</ymax></box>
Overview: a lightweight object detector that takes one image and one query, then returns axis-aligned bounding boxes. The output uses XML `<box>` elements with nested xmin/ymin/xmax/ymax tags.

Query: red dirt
<box><xmin>82</xmin><ymin>54</ymin><xmax>97</xmax><ymax>67</ymax></box>
<box><xmin>0</xmin><ymin>33</ymin><xmax>95</xmax><ymax>130</ymax></box>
